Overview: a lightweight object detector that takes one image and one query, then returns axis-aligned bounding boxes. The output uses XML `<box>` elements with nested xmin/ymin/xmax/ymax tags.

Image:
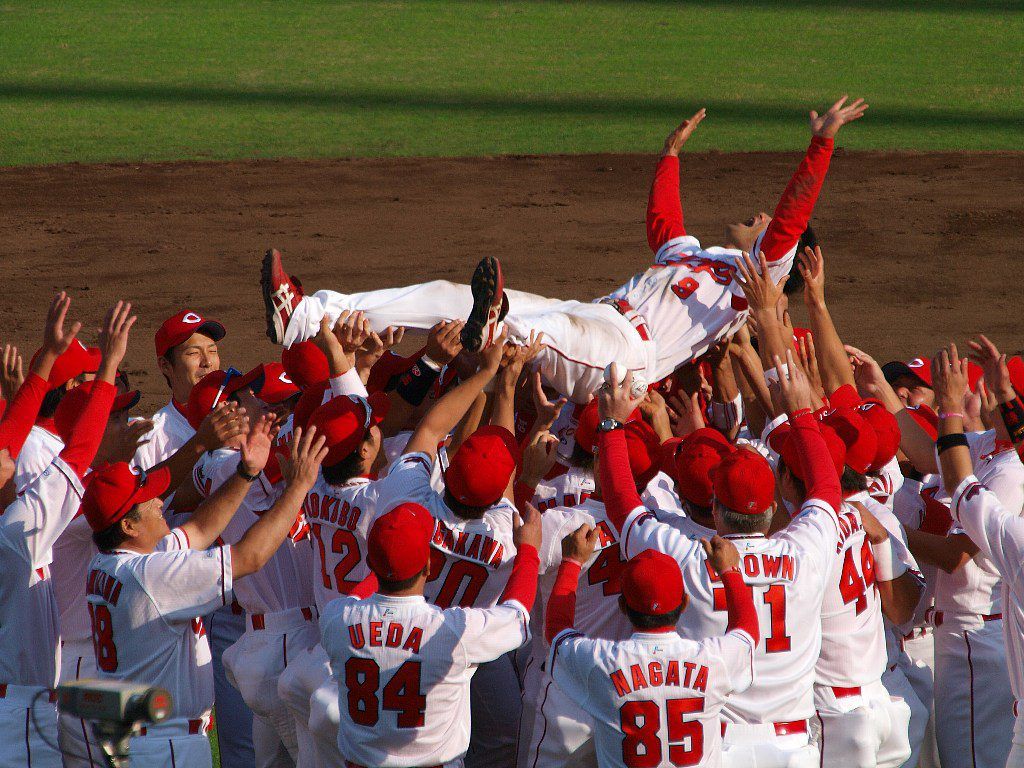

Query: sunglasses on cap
<box><xmin>349</xmin><ymin>395</ymin><xmax>372</xmax><ymax>429</ymax></box>
<box><xmin>212</xmin><ymin>367</ymin><xmax>243</xmax><ymax>410</ymax></box>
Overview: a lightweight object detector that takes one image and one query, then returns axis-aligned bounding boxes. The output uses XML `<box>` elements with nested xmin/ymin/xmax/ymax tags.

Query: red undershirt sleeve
<box><xmin>499</xmin><ymin>543</ymin><xmax>540</xmax><ymax>611</ymax></box>
<box><xmin>544</xmin><ymin>559</ymin><xmax>582</xmax><ymax>643</ymax></box>
<box><xmin>58</xmin><ymin>380</ymin><xmax>115</xmax><ymax>477</ymax></box>
<box><xmin>790</xmin><ymin>411</ymin><xmax>842</xmax><ymax>512</ymax></box>
<box><xmin>758</xmin><ymin>136</ymin><xmax>834</xmax><ymax>262</ymax></box>
<box><xmin>722</xmin><ymin>570</ymin><xmax>759</xmax><ymax>643</ymax></box>
<box><xmin>349</xmin><ymin>572</ymin><xmax>379</xmax><ymax>600</ymax></box>
<box><xmin>0</xmin><ymin>374</ymin><xmax>50</xmax><ymax>459</ymax></box>
<box><xmin>597</xmin><ymin>429</ymin><xmax>644</xmax><ymax>533</ymax></box>
<box><xmin>646</xmin><ymin>155</ymin><xmax>686</xmax><ymax>253</ymax></box>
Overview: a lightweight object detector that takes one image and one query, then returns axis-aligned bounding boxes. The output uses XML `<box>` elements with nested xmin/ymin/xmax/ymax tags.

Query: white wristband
<box><xmin>871</xmin><ymin>538</ymin><xmax>907</xmax><ymax>582</ymax></box>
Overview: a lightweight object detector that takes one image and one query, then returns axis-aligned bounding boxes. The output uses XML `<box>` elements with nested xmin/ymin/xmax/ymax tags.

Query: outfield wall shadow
<box><xmin>1</xmin><ymin>82</ymin><xmax>1021</xmax><ymax>130</ymax></box>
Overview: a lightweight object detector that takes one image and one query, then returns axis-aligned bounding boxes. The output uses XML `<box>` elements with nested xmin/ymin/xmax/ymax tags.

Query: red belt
<box><xmin>933</xmin><ymin>611</ymin><xmax>1001</xmax><ymax>627</ymax></box>
<box><xmin>139</xmin><ymin>718</ymin><xmax>211</xmax><ymax>736</ymax></box>
<box><xmin>721</xmin><ymin>719</ymin><xmax>807</xmax><ymax>737</ymax></box>
<box><xmin>831</xmin><ymin>686</ymin><xmax>862</xmax><ymax>698</ymax></box>
<box><xmin>249</xmin><ymin>606</ymin><xmax>315</xmax><ymax>630</ymax></box>
<box><xmin>604</xmin><ymin>298</ymin><xmax>651</xmax><ymax>341</ymax></box>
<box><xmin>0</xmin><ymin>685</ymin><xmax>57</xmax><ymax>703</ymax></box>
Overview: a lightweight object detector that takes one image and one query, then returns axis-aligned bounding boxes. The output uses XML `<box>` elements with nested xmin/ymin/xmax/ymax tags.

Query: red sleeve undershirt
<box><xmin>789</xmin><ymin>411</ymin><xmax>842</xmax><ymax>512</ymax></box>
<box><xmin>597</xmin><ymin>429</ymin><xmax>644</xmax><ymax>533</ymax></box>
<box><xmin>499</xmin><ymin>543</ymin><xmax>540</xmax><ymax>611</ymax></box>
<box><xmin>758</xmin><ymin>136</ymin><xmax>834</xmax><ymax>262</ymax></box>
<box><xmin>0</xmin><ymin>373</ymin><xmax>49</xmax><ymax>459</ymax></box>
<box><xmin>513</xmin><ymin>480</ymin><xmax>537</xmax><ymax>513</ymax></box>
<box><xmin>545</xmin><ymin>559</ymin><xmax>581</xmax><ymax>643</ymax></box>
<box><xmin>350</xmin><ymin>572</ymin><xmax>379</xmax><ymax>600</ymax></box>
<box><xmin>721</xmin><ymin>570</ymin><xmax>759</xmax><ymax>643</ymax></box>
<box><xmin>58</xmin><ymin>380</ymin><xmax>115</xmax><ymax>478</ymax></box>
<box><xmin>646</xmin><ymin>155</ymin><xmax>686</xmax><ymax>253</ymax></box>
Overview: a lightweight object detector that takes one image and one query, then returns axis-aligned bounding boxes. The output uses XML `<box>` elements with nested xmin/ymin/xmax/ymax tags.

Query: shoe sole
<box><xmin>461</xmin><ymin>256</ymin><xmax>505</xmax><ymax>352</ymax></box>
<box><xmin>261</xmin><ymin>248</ymin><xmax>284</xmax><ymax>344</ymax></box>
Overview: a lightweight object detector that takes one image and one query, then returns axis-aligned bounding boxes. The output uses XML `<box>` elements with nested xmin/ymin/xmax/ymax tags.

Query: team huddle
<box><xmin>2</xmin><ymin>95</ymin><xmax>1023</xmax><ymax>768</ymax></box>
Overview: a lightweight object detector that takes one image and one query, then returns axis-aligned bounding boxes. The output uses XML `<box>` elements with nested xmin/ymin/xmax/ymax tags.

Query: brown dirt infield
<box><xmin>1</xmin><ymin>151</ymin><xmax>1022</xmax><ymax>412</ymax></box>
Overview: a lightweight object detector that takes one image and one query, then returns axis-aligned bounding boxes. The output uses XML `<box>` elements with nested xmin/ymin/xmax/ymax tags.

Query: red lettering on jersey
<box><xmin>191</xmin><ymin>617</ymin><xmax>207</xmax><ymax>639</ymax></box>
<box><xmin>385</xmin><ymin>623</ymin><xmax>403</xmax><ymax>648</ymax></box>
<box><xmin>479</xmin><ymin>537</ymin><xmax>498</xmax><ymax>565</ymax></box>
<box><xmin>611</xmin><ymin>669</ymin><xmax>631</xmax><ymax>697</ymax></box>
<box><xmin>489</xmin><ymin>543</ymin><xmax>505</xmax><ymax>567</ymax></box>
<box><xmin>665</xmin><ymin>661</ymin><xmax>680</xmax><ymax>686</ymax></box>
<box><xmin>594</xmin><ymin>521</ymin><xmax>616</xmax><ymax>548</ymax></box>
<box><xmin>760</xmin><ymin>554</ymin><xmax>795</xmax><ymax>581</ymax></box>
<box><xmin>348</xmin><ymin>624</ymin><xmax>365</xmax><ymax>649</ymax></box>
<box><xmin>648</xmin><ymin>662</ymin><xmax>663</xmax><ymax>686</ymax></box>
<box><xmin>630</xmin><ymin>664</ymin><xmax>649</xmax><ymax>690</ymax></box>
<box><xmin>465</xmin><ymin>535</ymin><xmax>482</xmax><ymax>561</ymax></box>
<box><xmin>402</xmin><ymin>627</ymin><xmax>423</xmax><ymax>654</ymax></box>
<box><xmin>692</xmin><ymin>665</ymin><xmax>708</xmax><ymax>693</ymax></box>
<box><xmin>369</xmin><ymin>621</ymin><xmax>383</xmax><ymax>646</ymax></box>
<box><xmin>743</xmin><ymin>554</ymin><xmax>759</xmax><ymax>577</ymax></box>
<box><xmin>453</xmin><ymin>531</ymin><xmax>470</xmax><ymax>555</ymax></box>
<box><xmin>682</xmin><ymin>661</ymin><xmax>696</xmax><ymax>688</ymax></box>
<box><xmin>86</xmin><ymin>570</ymin><xmax>125</xmax><ymax>606</ymax></box>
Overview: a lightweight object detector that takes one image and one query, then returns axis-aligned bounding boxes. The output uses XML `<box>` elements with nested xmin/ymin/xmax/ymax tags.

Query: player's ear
<box><xmin>679</xmin><ymin>593</ymin><xmax>689</xmax><ymax>614</ymax></box>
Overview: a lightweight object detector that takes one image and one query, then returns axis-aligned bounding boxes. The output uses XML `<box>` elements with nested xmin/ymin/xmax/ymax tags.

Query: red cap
<box><xmin>293</xmin><ymin>381</ymin><xmax>329</xmax><ymax>431</ymax></box>
<box><xmin>186</xmin><ymin>370</ymin><xmax>235</xmax><ymax>430</ymax></box>
<box><xmin>54</xmin><ymin>380</ymin><xmax>140</xmax><ymax>442</ymax></box>
<box><xmin>573</xmin><ymin>399</ymin><xmax>640</xmax><ymax>455</ymax></box>
<box><xmin>792</xmin><ymin>327</ymin><xmax>812</xmax><ymax>350</ymax></box>
<box><xmin>307</xmin><ymin>393</ymin><xmax>389</xmax><ymax>466</ymax></box>
<box><xmin>905</xmin><ymin>404</ymin><xmax>939</xmax><ymax>440</ymax></box>
<box><xmin>621</xmin><ymin>420</ymin><xmax>664</xmax><ymax>489</ymax></box>
<box><xmin>30</xmin><ymin>340</ymin><xmax>101</xmax><ymax>390</ymax></box>
<box><xmin>232</xmin><ymin>363</ymin><xmax>301</xmax><ymax>405</ymax></box>
<box><xmin>819</xmin><ymin>406</ymin><xmax>878</xmax><ymax>475</ymax></box>
<box><xmin>81</xmin><ymin>462</ymin><xmax>171</xmax><ymax>532</ymax></box>
<box><xmin>965</xmin><ymin>362</ymin><xmax>984</xmax><ymax>393</ymax></box>
<box><xmin>154</xmin><ymin>310</ymin><xmax>225</xmax><ymax>358</ymax></box>
<box><xmin>778</xmin><ymin>422</ymin><xmax>846</xmax><ymax>481</ymax></box>
<box><xmin>445</xmin><ymin>425</ymin><xmax>521</xmax><ymax>507</ymax></box>
<box><xmin>367</xmin><ymin>349</ymin><xmax>424</xmax><ymax>394</ymax></box>
<box><xmin>621</xmin><ymin>549</ymin><xmax>684</xmax><ymax>614</ymax></box>
<box><xmin>1008</xmin><ymin>356</ymin><xmax>1024</xmax><ymax>396</ymax></box>
<box><xmin>713</xmin><ymin>449</ymin><xmax>775</xmax><ymax>515</ymax></box>
<box><xmin>671</xmin><ymin>428</ymin><xmax>734</xmax><ymax>508</ymax></box>
<box><xmin>280</xmin><ymin>342</ymin><xmax>329</xmax><ymax>389</ymax></box>
<box><xmin>904</xmin><ymin>357</ymin><xmax>932</xmax><ymax>387</ymax></box>
<box><xmin>366</xmin><ymin>502</ymin><xmax>435</xmax><ymax>581</ymax></box>
<box><xmin>854</xmin><ymin>400</ymin><xmax>901</xmax><ymax>473</ymax></box>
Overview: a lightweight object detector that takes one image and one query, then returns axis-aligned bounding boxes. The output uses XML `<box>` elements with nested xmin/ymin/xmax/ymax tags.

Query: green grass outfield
<box><xmin>2</xmin><ymin>1</ymin><xmax>1022</xmax><ymax>165</ymax></box>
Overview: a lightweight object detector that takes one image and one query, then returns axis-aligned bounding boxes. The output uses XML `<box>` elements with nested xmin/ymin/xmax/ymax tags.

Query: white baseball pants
<box><xmin>812</xmin><ymin>680</ymin><xmax>912</xmax><ymax>768</ymax></box>
<box><xmin>0</xmin><ymin>685</ymin><xmax>61</xmax><ymax>768</ymax></box>
<box><xmin>933</xmin><ymin>620</ymin><xmax>1014</xmax><ymax>768</ymax></box>
<box><xmin>57</xmin><ymin>639</ymin><xmax>103</xmax><ymax>768</ymax></box>
<box><xmin>880</xmin><ymin>662</ymin><xmax>928</xmax><ymax>768</ymax></box>
<box><xmin>277</xmin><ymin>643</ymin><xmax>331</xmax><ymax>768</ymax></box>
<box><xmin>721</xmin><ymin>722</ymin><xmax>819</xmax><ymax>768</ymax></box>
<box><xmin>284</xmin><ymin>284</ymin><xmax>653</xmax><ymax>402</ymax></box>
<box><xmin>517</xmin><ymin>667</ymin><xmax>596</xmax><ymax>768</ymax></box>
<box><xmin>1007</xmin><ymin>708</ymin><xmax>1024</xmax><ymax>768</ymax></box>
<box><xmin>223</xmin><ymin>608</ymin><xmax>320</xmax><ymax>768</ymax></box>
<box><xmin>128</xmin><ymin>717</ymin><xmax>213</xmax><ymax>768</ymax></box>
<box><xmin>901</xmin><ymin>629</ymin><xmax>939</xmax><ymax>768</ymax></box>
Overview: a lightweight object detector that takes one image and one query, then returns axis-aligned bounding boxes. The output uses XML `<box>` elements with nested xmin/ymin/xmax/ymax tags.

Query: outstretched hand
<box><xmin>772</xmin><ymin>350</ymin><xmax>813</xmax><ymax>415</ymax></box>
<box><xmin>968</xmin><ymin>334</ymin><xmax>1015</xmax><ymax>404</ymax></box>
<box><xmin>42</xmin><ymin>292</ymin><xmax>82</xmax><ymax>358</ymax></box>
<box><xmin>810</xmin><ymin>96</ymin><xmax>868</xmax><ymax>139</ymax></box>
<box><xmin>662</xmin><ymin>109</ymin><xmax>706</xmax><ymax>157</ymax></box>
<box><xmin>796</xmin><ymin>245</ymin><xmax>826</xmax><ymax>306</ymax></box>
<box><xmin>97</xmin><ymin>301</ymin><xmax>137</xmax><ymax>380</ymax></box>
<box><xmin>931</xmin><ymin>343</ymin><xmax>970</xmax><ymax>415</ymax></box>
<box><xmin>735</xmin><ymin>251</ymin><xmax>788</xmax><ymax>314</ymax></box>
<box><xmin>598</xmin><ymin>369</ymin><xmax>644</xmax><ymax>424</ymax></box>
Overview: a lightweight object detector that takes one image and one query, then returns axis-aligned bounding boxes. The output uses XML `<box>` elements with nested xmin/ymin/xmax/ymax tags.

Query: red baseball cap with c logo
<box><xmin>155</xmin><ymin>310</ymin><xmax>225</xmax><ymax>357</ymax></box>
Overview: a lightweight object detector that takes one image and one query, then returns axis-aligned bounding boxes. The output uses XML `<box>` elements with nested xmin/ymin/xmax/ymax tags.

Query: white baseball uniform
<box><xmin>813</xmin><ymin>499</ymin><xmax>910</xmax><ymax>768</ymax></box>
<box><xmin>133</xmin><ymin>400</ymin><xmax>194</xmax><ymax>471</ymax></box>
<box><xmin>519</xmin><ymin>499</ymin><xmax>634</xmax><ymax>768</ymax></box>
<box><xmin>619</xmin><ymin>496</ymin><xmax>837</xmax><ymax>768</ymax></box>
<box><xmin>547</xmin><ymin>622</ymin><xmax>755</xmax><ymax>768</ymax></box>
<box><xmin>320</xmin><ymin>588</ymin><xmax>532</xmax><ymax>767</ymax></box>
<box><xmin>12</xmin><ymin>424</ymin><xmax>63</xmax><ymax>491</ymax></box>
<box><xmin>86</xmin><ymin>530</ymin><xmax>230</xmax><ymax>768</ymax></box>
<box><xmin>376</xmin><ymin>450</ymin><xmax>523</xmax><ymax>768</ymax></box>
<box><xmin>0</xmin><ymin>456</ymin><xmax>85</xmax><ymax>768</ymax></box>
<box><xmin>192</xmin><ymin>447</ymin><xmax>317</xmax><ymax>767</ymax></box>
<box><xmin>947</xmin><ymin>465</ymin><xmax>1024</xmax><ymax>768</ymax></box>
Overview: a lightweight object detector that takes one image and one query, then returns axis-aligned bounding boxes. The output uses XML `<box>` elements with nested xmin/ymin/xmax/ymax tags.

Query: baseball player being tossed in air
<box><xmin>260</xmin><ymin>97</ymin><xmax>865</xmax><ymax>402</ymax></box>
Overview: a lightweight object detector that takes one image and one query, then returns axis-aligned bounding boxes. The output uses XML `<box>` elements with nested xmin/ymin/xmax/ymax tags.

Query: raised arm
<box><xmin>403</xmin><ymin>329</ymin><xmax>506</xmax><ymax>458</ymax></box>
<box><xmin>758</xmin><ymin>97</ymin><xmax>866</xmax><ymax>262</ymax></box>
<box><xmin>646</xmin><ymin>110</ymin><xmax>705</xmax><ymax>253</ymax></box>
<box><xmin>231</xmin><ymin>426</ymin><xmax>327</xmax><ymax>578</ymax></box>
<box><xmin>59</xmin><ymin>301</ymin><xmax>135</xmax><ymax>476</ymax></box>
<box><xmin>545</xmin><ymin>523</ymin><xmax>598</xmax><ymax>642</ymax></box>
<box><xmin>597</xmin><ymin>371</ymin><xmax>648</xmax><ymax>532</ymax></box>
<box><xmin>797</xmin><ymin>246</ymin><xmax>855</xmax><ymax>394</ymax></box>
<box><xmin>932</xmin><ymin>346</ymin><xmax>974</xmax><ymax>496</ymax></box>
<box><xmin>0</xmin><ymin>294</ymin><xmax>83</xmax><ymax>458</ymax></box>
<box><xmin>150</xmin><ymin>402</ymin><xmax>250</xmax><ymax>498</ymax></box>
<box><xmin>735</xmin><ymin>252</ymin><xmax>790</xmax><ymax>409</ymax></box>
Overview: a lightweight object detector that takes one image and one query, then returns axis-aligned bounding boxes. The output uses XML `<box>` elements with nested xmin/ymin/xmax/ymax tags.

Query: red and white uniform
<box><xmin>949</xmin><ymin>462</ymin><xmax>1024</xmax><ymax>768</ymax></box>
<box><xmin>87</xmin><ymin>531</ymin><xmax>230</xmax><ymax>768</ymax></box>
<box><xmin>519</xmin><ymin>498</ymin><xmax>633</xmax><ymax>768</ymax></box>
<box><xmin>192</xmin><ymin>448</ymin><xmax>317</xmax><ymax>767</ymax></box>
<box><xmin>320</xmin><ymin>566</ymin><xmax>535</xmax><ymax>767</ymax></box>
<box><xmin>12</xmin><ymin>423</ymin><xmax>63</xmax><ymax>491</ymax></box>
<box><xmin>133</xmin><ymin>400</ymin><xmax>194</xmax><ymax>470</ymax></box>
<box><xmin>530</xmin><ymin>465</ymin><xmax>594</xmax><ymax>513</ymax></box>
<box><xmin>280</xmin><ymin>139</ymin><xmax>834</xmax><ymax>401</ymax></box>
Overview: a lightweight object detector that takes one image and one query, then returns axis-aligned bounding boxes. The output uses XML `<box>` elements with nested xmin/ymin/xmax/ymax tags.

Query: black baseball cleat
<box><xmin>261</xmin><ymin>248</ymin><xmax>304</xmax><ymax>345</ymax></box>
<box><xmin>461</xmin><ymin>256</ymin><xmax>506</xmax><ymax>353</ymax></box>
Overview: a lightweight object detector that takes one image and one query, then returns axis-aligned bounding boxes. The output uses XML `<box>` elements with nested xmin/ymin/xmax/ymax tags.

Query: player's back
<box><xmin>677</xmin><ymin>533</ymin><xmax>827</xmax><ymax>724</ymax></box>
<box><xmin>549</xmin><ymin>628</ymin><xmax>753</xmax><ymax>768</ymax></box>
<box><xmin>303</xmin><ymin>474</ymin><xmax>380</xmax><ymax>611</ymax></box>
<box><xmin>321</xmin><ymin>592</ymin><xmax>529</xmax><ymax>767</ymax></box>
<box><xmin>817</xmin><ymin>501</ymin><xmax>887</xmax><ymax>687</ymax></box>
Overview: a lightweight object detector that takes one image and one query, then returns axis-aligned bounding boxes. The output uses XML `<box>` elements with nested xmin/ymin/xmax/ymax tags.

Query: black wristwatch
<box><xmin>596</xmin><ymin>418</ymin><xmax>624</xmax><ymax>433</ymax></box>
<box><xmin>236</xmin><ymin>461</ymin><xmax>259</xmax><ymax>483</ymax></box>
